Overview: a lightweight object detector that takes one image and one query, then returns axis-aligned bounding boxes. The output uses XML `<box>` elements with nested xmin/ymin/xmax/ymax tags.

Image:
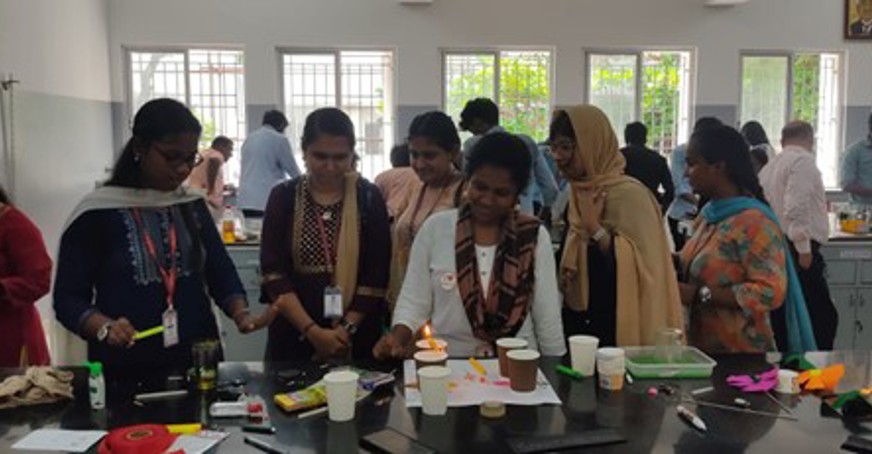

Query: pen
<box><xmin>555</xmin><ymin>364</ymin><xmax>583</xmax><ymax>379</ymax></box>
<box><xmin>625</xmin><ymin>373</ymin><xmax>633</xmax><ymax>385</ymax></box>
<box><xmin>242</xmin><ymin>424</ymin><xmax>276</xmax><ymax>434</ymax></box>
<box><xmin>676</xmin><ymin>405</ymin><xmax>707</xmax><ymax>432</ymax></box>
<box><xmin>244</xmin><ymin>436</ymin><xmax>287</xmax><ymax>454</ymax></box>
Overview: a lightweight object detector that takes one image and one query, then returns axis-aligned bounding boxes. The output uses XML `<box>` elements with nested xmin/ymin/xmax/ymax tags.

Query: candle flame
<box><xmin>423</xmin><ymin>324</ymin><xmax>440</xmax><ymax>351</ymax></box>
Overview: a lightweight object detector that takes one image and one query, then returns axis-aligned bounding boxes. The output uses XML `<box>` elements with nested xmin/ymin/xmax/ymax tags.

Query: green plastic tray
<box><xmin>624</xmin><ymin>346</ymin><xmax>717</xmax><ymax>379</ymax></box>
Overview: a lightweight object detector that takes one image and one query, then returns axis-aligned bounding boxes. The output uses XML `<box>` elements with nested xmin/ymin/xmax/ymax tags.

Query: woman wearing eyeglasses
<box><xmin>54</xmin><ymin>98</ymin><xmax>275</xmax><ymax>380</ymax></box>
<box><xmin>388</xmin><ymin>111</ymin><xmax>466</xmax><ymax>305</ymax></box>
<box><xmin>260</xmin><ymin>108</ymin><xmax>391</xmax><ymax>361</ymax></box>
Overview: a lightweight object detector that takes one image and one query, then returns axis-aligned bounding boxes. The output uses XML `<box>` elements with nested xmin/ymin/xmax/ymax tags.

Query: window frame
<box><xmin>583</xmin><ymin>47</ymin><xmax>697</xmax><ymax>151</ymax></box>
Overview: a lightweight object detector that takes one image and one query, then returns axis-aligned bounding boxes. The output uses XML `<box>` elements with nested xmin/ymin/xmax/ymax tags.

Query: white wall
<box><xmin>106</xmin><ymin>0</ymin><xmax>872</xmax><ymax>108</ymax></box>
<box><xmin>0</xmin><ymin>0</ymin><xmax>114</xmax><ymax>362</ymax></box>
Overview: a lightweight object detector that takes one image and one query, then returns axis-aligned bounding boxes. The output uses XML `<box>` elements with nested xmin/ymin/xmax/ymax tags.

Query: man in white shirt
<box><xmin>238</xmin><ymin>110</ymin><xmax>301</xmax><ymax>217</ymax></box>
<box><xmin>759</xmin><ymin>120</ymin><xmax>837</xmax><ymax>349</ymax></box>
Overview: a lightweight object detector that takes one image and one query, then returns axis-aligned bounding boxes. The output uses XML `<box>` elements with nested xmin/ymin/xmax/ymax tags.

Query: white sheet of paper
<box><xmin>12</xmin><ymin>429</ymin><xmax>107</xmax><ymax>452</ymax></box>
<box><xmin>167</xmin><ymin>430</ymin><xmax>229</xmax><ymax>454</ymax></box>
<box><xmin>404</xmin><ymin>359</ymin><xmax>561</xmax><ymax>408</ymax></box>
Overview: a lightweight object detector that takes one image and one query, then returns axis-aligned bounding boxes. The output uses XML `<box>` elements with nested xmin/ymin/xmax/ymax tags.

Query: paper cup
<box><xmin>568</xmin><ymin>335</ymin><xmax>599</xmax><ymax>376</ymax></box>
<box><xmin>415</xmin><ymin>338</ymin><xmax>448</xmax><ymax>352</ymax></box>
<box><xmin>596</xmin><ymin>348</ymin><xmax>625</xmax><ymax>391</ymax></box>
<box><xmin>496</xmin><ymin>338</ymin><xmax>529</xmax><ymax>377</ymax></box>
<box><xmin>507</xmin><ymin>349</ymin><xmax>540</xmax><ymax>392</ymax></box>
<box><xmin>776</xmin><ymin>369</ymin><xmax>799</xmax><ymax>394</ymax></box>
<box><xmin>414</xmin><ymin>350</ymin><xmax>448</xmax><ymax>370</ymax></box>
<box><xmin>324</xmin><ymin>370</ymin><xmax>359</xmax><ymax>422</ymax></box>
<box><xmin>418</xmin><ymin>366</ymin><xmax>451</xmax><ymax>416</ymax></box>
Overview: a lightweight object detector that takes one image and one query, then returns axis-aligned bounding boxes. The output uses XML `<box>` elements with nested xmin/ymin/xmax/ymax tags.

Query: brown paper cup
<box><xmin>496</xmin><ymin>338</ymin><xmax>529</xmax><ymax>377</ymax></box>
<box><xmin>507</xmin><ymin>349</ymin><xmax>540</xmax><ymax>392</ymax></box>
<box><xmin>414</xmin><ymin>350</ymin><xmax>448</xmax><ymax>371</ymax></box>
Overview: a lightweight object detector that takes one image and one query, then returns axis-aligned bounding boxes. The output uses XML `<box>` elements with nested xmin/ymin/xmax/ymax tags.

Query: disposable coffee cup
<box><xmin>415</xmin><ymin>338</ymin><xmax>448</xmax><ymax>352</ymax></box>
<box><xmin>596</xmin><ymin>348</ymin><xmax>625</xmax><ymax>391</ymax></box>
<box><xmin>507</xmin><ymin>349</ymin><xmax>540</xmax><ymax>392</ymax></box>
<box><xmin>324</xmin><ymin>370</ymin><xmax>359</xmax><ymax>422</ymax></box>
<box><xmin>496</xmin><ymin>338</ymin><xmax>529</xmax><ymax>377</ymax></box>
<box><xmin>414</xmin><ymin>350</ymin><xmax>448</xmax><ymax>370</ymax></box>
<box><xmin>418</xmin><ymin>366</ymin><xmax>451</xmax><ymax>416</ymax></box>
<box><xmin>776</xmin><ymin>369</ymin><xmax>799</xmax><ymax>394</ymax></box>
<box><xmin>568</xmin><ymin>335</ymin><xmax>599</xmax><ymax>376</ymax></box>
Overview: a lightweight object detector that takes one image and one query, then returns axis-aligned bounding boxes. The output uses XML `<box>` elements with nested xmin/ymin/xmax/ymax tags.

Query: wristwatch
<box><xmin>96</xmin><ymin>321</ymin><xmax>113</xmax><ymax>343</ymax></box>
<box><xmin>697</xmin><ymin>285</ymin><xmax>713</xmax><ymax>304</ymax></box>
<box><xmin>339</xmin><ymin>318</ymin><xmax>358</xmax><ymax>336</ymax></box>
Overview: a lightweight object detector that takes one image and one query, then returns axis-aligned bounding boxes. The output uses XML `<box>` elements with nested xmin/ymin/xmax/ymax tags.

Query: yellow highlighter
<box><xmin>166</xmin><ymin>423</ymin><xmax>202</xmax><ymax>434</ymax></box>
<box><xmin>133</xmin><ymin>325</ymin><xmax>164</xmax><ymax>340</ymax></box>
<box><xmin>468</xmin><ymin>357</ymin><xmax>487</xmax><ymax>376</ymax></box>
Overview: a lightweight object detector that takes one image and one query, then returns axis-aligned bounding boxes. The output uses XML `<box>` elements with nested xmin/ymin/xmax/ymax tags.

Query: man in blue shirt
<box><xmin>238</xmin><ymin>110</ymin><xmax>301</xmax><ymax>217</ymax></box>
<box><xmin>667</xmin><ymin>117</ymin><xmax>722</xmax><ymax>250</ymax></box>
<box><xmin>458</xmin><ymin>98</ymin><xmax>558</xmax><ymax>216</ymax></box>
<box><xmin>840</xmin><ymin>112</ymin><xmax>872</xmax><ymax>205</ymax></box>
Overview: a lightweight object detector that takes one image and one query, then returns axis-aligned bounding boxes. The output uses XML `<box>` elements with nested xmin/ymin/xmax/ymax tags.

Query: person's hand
<box><xmin>308</xmin><ymin>326</ymin><xmax>349</xmax><ymax>360</ymax></box>
<box><xmin>372</xmin><ymin>332</ymin><xmax>409</xmax><ymax>361</ymax></box>
<box><xmin>234</xmin><ymin>305</ymin><xmax>279</xmax><ymax>334</ymax></box>
<box><xmin>107</xmin><ymin>317</ymin><xmax>137</xmax><ymax>348</ymax></box>
<box><xmin>678</xmin><ymin>282</ymin><xmax>698</xmax><ymax>306</ymax></box>
<box><xmin>798</xmin><ymin>252</ymin><xmax>813</xmax><ymax>270</ymax></box>
<box><xmin>578</xmin><ymin>188</ymin><xmax>606</xmax><ymax>235</ymax></box>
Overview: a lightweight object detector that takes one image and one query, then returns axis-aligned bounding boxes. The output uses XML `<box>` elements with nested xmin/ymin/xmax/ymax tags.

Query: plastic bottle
<box><xmin>222</xmin><ymin>207</ymin><xmax>236</xmax><ymax>244</ymax></box>
<box><xmin>87</xmin><ymin>361</ymin><xmax>105</xmax><ymax>410</ymax></box>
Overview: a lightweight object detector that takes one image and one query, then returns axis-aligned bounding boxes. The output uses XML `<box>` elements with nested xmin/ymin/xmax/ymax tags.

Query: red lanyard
<box><xmin>314</xmin><ymin>206</ymin><xmax>337</xmax><ymax>280</ymax></box>
<box><xmin>132</xmin><ymin>208</ymin><xmax>178</xmax><ymax>309</ymax></box>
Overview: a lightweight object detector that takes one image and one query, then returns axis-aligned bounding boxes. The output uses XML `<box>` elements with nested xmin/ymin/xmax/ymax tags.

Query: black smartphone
<box><xmin>360</xmin><ymin>428</ymin><xmax>436</xmax><ymax>454</ymax></box>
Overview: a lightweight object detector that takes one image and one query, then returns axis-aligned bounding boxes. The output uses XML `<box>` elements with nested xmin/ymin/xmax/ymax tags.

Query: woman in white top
<box><xmin>373</xmin><ymin>132</ymin><xmax>566</xmax><ymax>358</ymax></box>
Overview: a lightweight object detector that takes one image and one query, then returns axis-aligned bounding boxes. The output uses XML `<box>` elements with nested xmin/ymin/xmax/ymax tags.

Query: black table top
<box><xmin>2</xmin><ymin>351</ymin><xmax>872</xmax><ymax>453</ymax></box>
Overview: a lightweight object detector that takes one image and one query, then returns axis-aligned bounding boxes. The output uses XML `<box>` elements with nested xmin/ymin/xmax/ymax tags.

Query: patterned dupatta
<box><xmin>455</xmin><ymin>203</ymin><xmax>540</xmax><ymax>343</ymax></box>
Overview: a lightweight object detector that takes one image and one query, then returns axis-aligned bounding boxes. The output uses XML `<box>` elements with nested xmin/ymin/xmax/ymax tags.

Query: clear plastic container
<box><xmin>624</xmin><ymin>346</ymin><xmax>716</xmax><ymax>379</ymax></box>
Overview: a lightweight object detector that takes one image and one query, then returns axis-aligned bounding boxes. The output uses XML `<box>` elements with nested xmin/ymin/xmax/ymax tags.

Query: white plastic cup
<box><xmin>776</xmin><ymin>369</ymin><xmax>799</xmax><ymax>394</ymax></box>
<box><xmin>568</xmin><ymin>335</ymin><xmax>599</xmax><ymax>376</ymax></box>
<box><xmin>324</xmin><ymin>370</ymin><xmax>359</xmax><ymax>422</ymax></box>
<box><xmin>418</xmin><ymin>366</ymin><xmax>451</xmax><ymax>416</ymax></box>
<box><xmin>596</xmin><ymin>348</ymin><xmax>625</xmax><ymax>391</ymax></box>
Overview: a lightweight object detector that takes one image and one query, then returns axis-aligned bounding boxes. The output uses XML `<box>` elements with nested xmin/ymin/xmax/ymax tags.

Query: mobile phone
<box><xmin>360</xmin><ymin>428</ymin><xmax>436</xmax><ymax>454</ymax></box>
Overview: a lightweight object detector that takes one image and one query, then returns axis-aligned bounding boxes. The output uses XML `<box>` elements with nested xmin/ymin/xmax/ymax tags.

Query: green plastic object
<box><xmin>624</xmin><ymin>346</ymin><xmax>717</xmax><ymax>379</ymax></box>
<box><xmin>85</xmin><ymin>361</ymin><xmax>103</xmax><ymax>376</ymax></box>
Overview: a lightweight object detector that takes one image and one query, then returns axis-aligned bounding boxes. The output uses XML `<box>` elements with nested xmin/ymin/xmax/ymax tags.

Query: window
<box><xmin>280</xmin><ymin>50</ymin><xmax>395</xmax><ymax>180</ymax></box>
<box><xmin>443</xmin><ymin>50</ymin><xmax>553</xmax><ymax>141</ymax></box>
<box><xmin>587</xmin><ymin>50</ymin><xmax>694</xmax><ymax>154</ymax></box>
<box><xmin>127</xmin><ymin>48</ymin><xmax>246</xmax><ymax>183</ymax></box>
<box><xmin>740</xmin><ymin>52</ymin><xmax>843</xmax><ymax>188</ymax></box>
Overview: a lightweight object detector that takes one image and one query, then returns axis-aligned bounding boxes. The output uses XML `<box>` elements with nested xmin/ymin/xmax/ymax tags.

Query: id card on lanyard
<box><xmin>133</xmin><ymin>209</ymin><xmax>180</xmax><ymax>348</ymax></box>
<box><xmin>315</xmin><ymin>207</ymin><xmax>343</xmax><ymax>320</ymax></box>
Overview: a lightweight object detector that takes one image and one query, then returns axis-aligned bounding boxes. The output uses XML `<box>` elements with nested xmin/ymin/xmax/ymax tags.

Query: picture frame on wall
<box><xmin>846</xmin><ymin>0</ymin><xmax>872</xmax><ymax>39</ymax></box>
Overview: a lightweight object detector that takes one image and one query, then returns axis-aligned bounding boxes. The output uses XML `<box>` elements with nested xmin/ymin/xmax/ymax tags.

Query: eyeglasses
<box><xmin>153</xmin><ymin>144</ymin><xmax>203</xmax><ymax>168</ymax></box>
<box><xmin>309</xmin><ymin>150</ymin><xmax>352</xmax><ymax>162</ymax></box>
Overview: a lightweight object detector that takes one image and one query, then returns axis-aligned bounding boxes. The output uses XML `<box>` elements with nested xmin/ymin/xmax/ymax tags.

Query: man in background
<box><xmin>187</xmin><ymin>136</ymin><xmax>233</xmax><ymax>221</ymax></box>
<box><xmin>459</xmin><ymin>98</ymin><xmax>558</xmax><ymax>216</ymax></box>
<box><xmin>760</xmin><ymin>120</ymin><xmax>837</xmax><ymax>349</ymax></box>
<box><xmin>840</xmin><ymin>112</ymin><xmax>872</xmax><ymax>205</ymax></box>
<box><xmin>620</xmin><ymin>121</ymin><xmax>674</xmax><ymax>213</ymax></box>
<box><xmin>238</xmin><ymin>110</ymin><xmax>300</xmax><ymax>218</ymax></box>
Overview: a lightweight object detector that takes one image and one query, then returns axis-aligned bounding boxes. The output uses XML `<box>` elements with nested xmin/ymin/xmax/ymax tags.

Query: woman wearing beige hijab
<box><xmin>550</xmin><ymin>105</ymin><xmax>683</xmax><ymax>346</ymax></box>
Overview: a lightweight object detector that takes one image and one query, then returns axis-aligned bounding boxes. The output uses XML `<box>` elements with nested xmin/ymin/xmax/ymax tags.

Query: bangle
<box><xmin>299</xmin><ymin>321</ymin><xmax>317</xmax><ymax>341</ymax></box>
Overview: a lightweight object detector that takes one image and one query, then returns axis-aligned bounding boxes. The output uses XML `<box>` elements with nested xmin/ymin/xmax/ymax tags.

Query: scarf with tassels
<box><xmin>455</xmin><ymin>203</ymin><xmax>540</xmax><ymax>343</ymax></box>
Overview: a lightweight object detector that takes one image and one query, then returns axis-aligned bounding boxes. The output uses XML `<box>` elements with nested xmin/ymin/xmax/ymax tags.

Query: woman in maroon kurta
<box><xmin>0</xmin><ymin>186</ymin><xmax>52</xmax><ymax>367</ymax></box>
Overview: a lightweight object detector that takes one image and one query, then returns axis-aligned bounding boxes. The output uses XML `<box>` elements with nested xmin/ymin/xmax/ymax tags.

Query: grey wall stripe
<box><xmin>397</xmin><ymin>105</ymin><xmax>439</xmax><ymax>144</ymax></box>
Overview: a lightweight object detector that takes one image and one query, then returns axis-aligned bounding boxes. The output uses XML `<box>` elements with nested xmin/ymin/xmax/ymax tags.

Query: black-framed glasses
<box><xmin>153</xmin><ymin>144</ymin><xmax>203</xmax><ymax>168</ymax></box>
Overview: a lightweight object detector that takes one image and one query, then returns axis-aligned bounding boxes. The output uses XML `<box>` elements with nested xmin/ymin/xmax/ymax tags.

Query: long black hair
<box><xmin>690</xmin><ymin>125</ymin><xmax>768</xmax><ymax>204</ymax></box>
<box><xmin>740</xmin><ymin>121</ymin><xmax>771</xmax><ymax>147</ymax></box>
<box><xmin>408</xmin><ymin>111</ymin><xmax>460</xmax><ymax>152</ymax></box>
<box><xmin>107</xmin><ymin>98</ymin><xmax>202</xmax><ymax>188</ymax></box>
<box><xmin>300</xmin><ymin>107</ymin><xmax>356</xmax><ymax>152</ymax></box>
<box><xmin>0</xmin><ymin>184</ymin><xmax>9</xmax><ymax>205</ymax></box>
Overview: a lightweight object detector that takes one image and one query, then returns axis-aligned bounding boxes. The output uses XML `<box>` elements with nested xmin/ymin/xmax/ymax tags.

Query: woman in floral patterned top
<box><xmin>678</xmin><ymin>125</ymin><xmax>788</xmax><ymax>353</ymax></box>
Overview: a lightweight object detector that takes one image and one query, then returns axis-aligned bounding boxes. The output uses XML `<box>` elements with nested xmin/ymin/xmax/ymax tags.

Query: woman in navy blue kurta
<box><xmin>53</xmin><ymin>99</ymin><xmax>274</xmax><ymax>380</ymax></box>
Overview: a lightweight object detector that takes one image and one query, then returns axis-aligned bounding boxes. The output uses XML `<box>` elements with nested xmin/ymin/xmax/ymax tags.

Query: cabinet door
<box><xmin>831</xmin><ymin>288</ymin><xmax>856</xmax><ymax>350</ymax></box>
<box><xmin>854</xmin><ymin>290</ymin><xmax>872</xmax><ymax>350</ymax></box>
